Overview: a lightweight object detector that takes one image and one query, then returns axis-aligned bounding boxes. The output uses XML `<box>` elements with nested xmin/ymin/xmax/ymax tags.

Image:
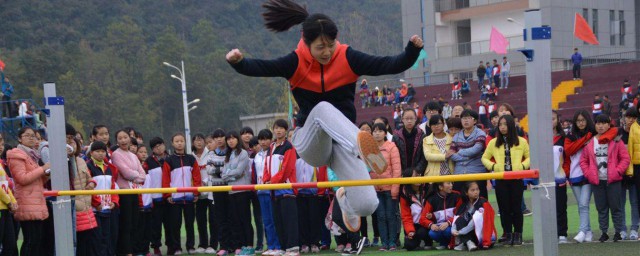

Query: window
<box><xmin>620</xmin><ymin>10</ymin><xmax>625</xmax><ymax>46</ymax></box>
<box><xmin>592</xmin><ymin>9</ymin><xmax>598</xmax><ymax>40</ymax></box>
<box><xmin>610</xmin><ymin>10</ymin><xmax>615</xmax><ymax>45</ymax></box>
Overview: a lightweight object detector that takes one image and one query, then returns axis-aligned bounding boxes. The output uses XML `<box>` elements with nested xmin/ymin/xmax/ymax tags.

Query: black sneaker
<box><xmin>512</xmin><ymin>233</ymin><xmax>523</xmax><ymax>246</ymax></box>
<box><xmin>599</xmin><ymin>233</ymin><xmax>609</xmax><ymax>243</ymax></box>
<box><xmin>498</xmin><ymin>233</ymin><xmax>507</xmax><ymax>243</ymax></box>
<box><xmin>613</xmin><ymin>232</ymin><xmax>622</xmax><ymax>242</ymax></box>
<box><xmin>522</xmin><ymin>209</ymin><xmax>533</xmax><ymax>216</ymax></box>
<box><xmin>341</xmin><ymin>237</ymin><xmax>366</xmax><ymax>255</ymax></box>
<box><xmin>501</xmin><ymin>233</ymin><xmax>513</xmax><ymax>246</ymax></box>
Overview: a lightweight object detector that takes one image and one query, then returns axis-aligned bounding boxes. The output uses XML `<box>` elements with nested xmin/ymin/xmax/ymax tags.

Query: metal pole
<box><xmin>181</xmin><ymin>60</ymin><xmax>192</xmax><ymax>154</ymax></box>
<box><xmin>524</xmin><ymin>9</ymin><xmax>558</xmax><ymax>256</ymax></box>
<box><xmin>44</xmin><ymin>83</ymin><xmax>74</xmax><ymax>256</ymax></box>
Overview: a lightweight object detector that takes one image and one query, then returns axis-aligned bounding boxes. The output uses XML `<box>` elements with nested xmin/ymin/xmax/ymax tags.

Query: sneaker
<box><xmin>599</xmin><ymin>233</ymin><xmax>609</xmax><ymax>243</ymax></box>
<box><xmin>217</xmin><ymin>250</ymin><xmax>229</xmax><ymax>256</ymax></box>
<box><xmin>205</xmin><ymin>248</ymin><xmax>216</xmax><ymax>254</ymax></box>
<box><xmin>512</xmin><ymin>233</ymin><xmax>523</xmax><ymax>246</ymax></box>
<box><xmin>357</xmin><ymin>131</ymin><xmax>387</xmax><ymax>174</ymax></box>
<box><xmin>310</xmin><ymin>245</ymin><xmax>320</xmax><ymax>253</ymax></box>
<box><xmin>336</xmin><ymin>188</ymin><xmax>361</xmax><ymax>232</ymax></box>
<box><xmin>255</xmin><ymin>246</ymin><xmax>264</xmax><ymax>254</ymax></box>
<box><xmin>585</xmin><ymin>231</ymin><xmax>593</xmax><ymax>242</ymax></box>
<box><xmin>435</xmin><ymin>246</ymin><xmax>446</xmax><ymax>250</ymax></box>
<box><xmin>522</xmin><ymin>209</ymin><xmax>533</xmax><ymax>216</ymax></box>
<box><xmin>498</xmin><ymin>233</ymin><xmax>507</xmax><ymax>243</ymax></box>
<box><xmin>353</xmin><ymin>237</ymin><xmax>366</xmax><ymax>255</ymax></box>
<box><xmin>453</xmin><ymin>243</ymin><xmax>466</xmax><ymax>251</ymax></box>
<box><xmin>195</xmin><ymin>248</ymin><xmax>206</xmax><ymax>254</ymax></box>
<box><xmin>362</xmin><ymin>237</ymin><xmax>370</xmax><ymax>247</ymax></box>
<box><xmin>174</xmin><ymin>250</ymin><xmax>183</xmax><ymax>256</ymax></box>
<box><xmin>371</xmin><ymin>237</ymin><xmax>380</xmax><ymax>247</ymax></box>
<box><xmin>188</xmin><ymin>248</ymin><xmax>197</xmax><ymax>254</ymax></box>
<box><xmin>235</xmin><ymin>248</ymin><xmax>243</xmax><ymax>255</ymax></box>
<box><xmin>613</xmin><ymin>232</ymin><xmax>622</xmax><ymax>242</ymax></box>
<box><xmin>261</xmin><ymin>250</ymin><xmax>273</xmax><ymax>256</ymax></box>
<box><xmin>319</xmin><ymin>245</ymin><xmax>329</xmax><ymax>251</ymax></box>
<box><xmin>574</xmin><ymin>231</ymin><xmax>586</xmax><ymax>243</ymax></box>
<box><xmin>344</xmin><ymin>243</ymin><xmax>352</xmax><ymax>253</ymax></box>
<box><xmin>246</xmin><ymin>247</ymin><xmax>256</xmax><ymax>255</ymax></box>
<box><xmin>558</xmin><ymin>236</ymin><xmax>568</xmax><ymax>244</ymax></box>
<box><xmin>378</xmin><ymin>247</ymin><xmax>387</xmax><ymax>252</ymax></box>
<box><xmin>388</xmin><ymin>246</ymin><xmax>396</xmax><ymax>251</ymax></box>
<box><xmin>300</xmin><ymin>245</ymin><xmax>309</xmax><ymax>254</ymax></box>
<box><xmin>335</xmin><ymin>245</ymin><xmax>345</xmax><ymax>253</ymax></box>
<box><xmin>272</xmin><ymin>250</ymin><xmax>286</xmax><ymax>256</ymax></box>
<box><xmin>153</xmin><ymin>247</ymin><xmax>163</xmax><ymax>256</ymax></box>
<box><xmin>423</xmin><ymin>245</ymin><xmax>433</xmax><ymax>250</ymax></box>
<box><xmin>501</xmin><ymin>233</ymin><xmax>513</xmax><ymax>246</ymax></box>
<box><xmin>466</xmin><ymin>240</ymin><xmax>477</xmax><ymax>251</ymax></box>
<box><xmin>630</xmin><ymin>230</ymin><xmax>639</xmax><ymax>240</ymax></box>
<box><xmin>620</xmin><ymin>231</ymin><xmax>628</xmax><ymax>240</ymax></box>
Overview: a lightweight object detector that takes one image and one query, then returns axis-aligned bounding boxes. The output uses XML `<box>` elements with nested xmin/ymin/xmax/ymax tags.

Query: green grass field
<box><xmin>171</xmin><ymin>188</ymin><xmax>640</xmax><ymax>255</ymax></box>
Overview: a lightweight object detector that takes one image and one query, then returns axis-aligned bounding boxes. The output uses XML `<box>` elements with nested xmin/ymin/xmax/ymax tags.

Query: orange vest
<box><xmin>288</xmin><ymin>39</ymin><xmax>359</xmax><ymax>93</ymax></box>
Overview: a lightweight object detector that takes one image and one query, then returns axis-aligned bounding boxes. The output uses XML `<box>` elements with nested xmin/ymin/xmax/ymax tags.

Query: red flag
<box><xmin>574</xmin><ymin>13</ymin><xmax>599</xmax><ymax>45</ymax></box>
<box><xmin>0</xmin><ymin>59</ymin><xmax>5</xmax><ymax>71</ymax></box>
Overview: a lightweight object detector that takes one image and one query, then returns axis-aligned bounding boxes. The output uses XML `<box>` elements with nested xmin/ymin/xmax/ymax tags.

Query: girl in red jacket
<box><xmin>399</xmin><ymin>170</ymin><xmax>430</xmax><ymax>251</ymax></box>
<box><xmin>451</xmin><ymin>181</ymin><xmax>496</xmax><ymax>251</ymax></box>
<box><xmin>580</xmin><ymin>114</ymin><xmax>630</xmax><ymax>242</ymax></box>
<box><xmin>420</xmin><ymin>182</ymin><xmax>462</xmax><ymax>250</ymax></box>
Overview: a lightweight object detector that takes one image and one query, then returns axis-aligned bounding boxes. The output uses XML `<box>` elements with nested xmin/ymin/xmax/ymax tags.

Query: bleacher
<box><xmin>356</xmin><ymin>61</ymin><xmax>637</xmax><ymax>126</ymax></box>
<box><xmin>0</xmin><ymin>98</ymin><xmax>44</xmax><ymax>141</ymax></box>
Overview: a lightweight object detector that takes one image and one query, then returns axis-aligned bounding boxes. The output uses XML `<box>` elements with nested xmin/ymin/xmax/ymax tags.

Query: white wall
<box><xmin>470</xmin><ymin>11</ymin><xmax>524</xmax><ymax>41</ymax></box>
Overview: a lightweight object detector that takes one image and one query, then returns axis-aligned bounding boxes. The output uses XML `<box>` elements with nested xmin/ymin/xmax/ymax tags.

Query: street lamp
<box><xmin>164</xmin><ymin>60</ymin><xmax>194</xmax><ymax>154</ymax></box>
<box><xmin>188</xmin><ymin>105</ymin><xmax>198</xmax><ymax>112</ymax></box>
<box><xmin>188</xmin><ymin>98</ymin><xmax>200</xmax><ymax>106</ymax></box>
<box><xmin>507</xmin><ymin>17</ymin><xmax>524</xmax><ymax>27</ymax></box>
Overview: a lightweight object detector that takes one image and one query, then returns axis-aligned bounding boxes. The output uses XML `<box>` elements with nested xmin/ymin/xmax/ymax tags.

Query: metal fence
<box><xmin>365</xmin><ymin>50</ymin><xmax>640</xmax><ymax>89</ymax></box>
<box><xmin>437</xmin><ymin>35</ymin><xmax>524</xmax><ymax>58</ymax></box>
<box><xmin>435</xmin><ymin>0</ymin><xmax>515</xmax><ymax>12</ymax></box>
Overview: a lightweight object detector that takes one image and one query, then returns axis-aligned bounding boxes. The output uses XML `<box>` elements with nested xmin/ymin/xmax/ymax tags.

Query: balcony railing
<box><xmin>436</xmin><ymin>35</ymin><xmax>524</xmax><ymax>58</ymax></box>
<box><xmin>435</xmin><ymin>0</ymin><xmax>517</xmax><ymax>12</ymax></box>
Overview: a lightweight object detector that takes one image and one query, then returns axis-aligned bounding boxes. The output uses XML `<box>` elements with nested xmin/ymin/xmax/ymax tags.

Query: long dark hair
<box><xmin>552</xmin><ymin>110</ymin><xmax>565</xmax><ymax>136</ymax></box>
<box><xmin>262</xmin><ymin>0</ymin><xmax>338</xmax><ymax>45</ymax></box>
<box><xmin>191</xmin><ymin>133</ymin><xmax>205</xmax><ymax>153</ymax></box>
<box><xmin>225</xmin><ymin>131</ymin><xmax>243</xmax><ymax>163</ymax></box>
<box><xmin>495</xmin><ymin>115</ymin><xmax>520</xmax><ymax>148</ymax></box>
<box><xmin>571</xmin><ymin>109</ymin><xmax>596</xmax><ymax>138</ymax></box>
<box><xmin>426</xmin><ymin>182</ymin><xmax>448</xmax><ymax>199</ymax></box>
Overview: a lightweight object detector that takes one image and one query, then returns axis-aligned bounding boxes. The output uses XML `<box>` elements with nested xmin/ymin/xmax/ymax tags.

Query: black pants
<box><xmin>297</xmin><ymin>195</ymin><xmax>323</xmax><ymax>247</ymax></box>
<box><xmin>20</xmin><ymin>220</ymin><xmax>45</xmax><ymax>256</ymax></box>
<box><xmin>0</xmin><ymin>209</ymin><xmax>17</xmax><ymax>256</ymax></box>
<box><xmin>593</xmin><ymin>180</ymin><xmax>624</xmax><ymax>233</ymax></box>
<box><xmin>118</xmin><ymin>194</ymin><xmax>141</xmax><ymax>255</ymax></box>
<box><xmin>573</xmin><ymin>64</ymin><xmax>581</xmax><ymax>79</ymax></box>
<box><xmin>634</xmin><ymin>165</ymin><xmax>640</xmax><ymax>220</ymax></box>
<box><xmin>493</xmin><ymin>75</ymin><xmax>500</xmax><ymax>87</ymax></box>
<box><xmin>134</xmin><ymin>210</ymin><xmax>153</xmax><ymax>254</ymax></box>
<box><xmin>360</xmin><ymin>213</ymin><xmax>380</xmax><ymax>239</ymax></box>
<box><xmin>167</xmin><ymin>202</ymin><xmax>196</xmax><ymax>252</ymax></box>
<box><xmin>272</xmin><ymin>196</ymin><xmax>299</xmax><ymax>250</ymax></box>
<box><xmin>251</xmin><ymin>194</ymin><xmax>264</xmax><ymax>247</ymax></box>
<box><xmin>556</xmin><ymin>185</ymin><xmax>568</xmax><ymax>237</ymax></box>
<box><xmin>42</xmin><ymin>201</ymin><xmax>54</xmax><ymax>256</ymax></box>
<box><xmin>212</xmin><ymin>192</ymin><xmax>232</xmax><ymax>251</ymax></box>
<box><xmin>495</xmin><ymin>179</ymin><xmax>524</xmax><ymax>233</ymax></box>
<box><xmin>151</xmin><ymin>200</ymin><xmax>168</xmax><ymax>249</ymax></box>
<box><xmin>404</xmin><ymin>224</ymin><xmax>430</xmax><ymax>251</ymax></box>
<box><xmin>229</xmin><ymin>192</ymin><xmax>254</xmax><ymax>249</ymax></box>
<box><xmin>318</xmin><ymin>196</ymin><xmax>332</xmax><ymax>246</ymax></box>
<box><xmin>110</xmin><ymin>208</ymin><xmax>119</xmax><ymax>255</ymax></box>
<box><xmin>95</xmin><ymin>213</ymin><xmax>114</xmax><ymax>256</ymax></box>
<box><xmin>454</xmin><ymin>180</ymin><xmax>488</xmax><ymax>200</ymax></box>
<box><xmin>77</xmin><ymin>228</ymin><xmax>100</xmax><ymax>256</ymax></box>
<box><xmin>195</xmin><ymin>198</ymin><xmax>217</xmax><ymax>249</ymax></box>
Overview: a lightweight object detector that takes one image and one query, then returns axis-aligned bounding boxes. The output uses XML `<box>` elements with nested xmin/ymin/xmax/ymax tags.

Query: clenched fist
<box><xmin>410</xmin><ymin>35</ymin><xmax>424</xmax><ymax>48</ymax></box>
<box><xmin>226</xmin><ymin>49</ymin><xmax>244</xmax><ymax>64</ymax></box>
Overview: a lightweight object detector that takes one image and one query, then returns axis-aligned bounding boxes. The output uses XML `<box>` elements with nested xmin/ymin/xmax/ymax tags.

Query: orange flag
<box><xmin>574</xmin><ymin>13</ymin><xmax>599</xmax><ymax>45</ymax></box>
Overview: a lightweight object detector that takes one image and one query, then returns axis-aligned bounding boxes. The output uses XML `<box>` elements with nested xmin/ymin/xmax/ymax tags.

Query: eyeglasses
<box><xmin>21</xmin><ymin>134</ymin><xmax>36</xmax><ymax>139</ymax></box>
<box><xmin>426</xmin><ymin>110</ymin><xmax>439</xmax><ymax>114</ymax></box>
<box><xmin>462</xmin><ymin>116</ymin><xmax>475</xmax><ymax>121</ymax></box>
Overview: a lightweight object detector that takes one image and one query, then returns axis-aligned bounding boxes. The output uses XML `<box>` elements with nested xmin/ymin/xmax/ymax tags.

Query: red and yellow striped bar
<box><xmin>43</xmin><ymin>170</ymin><xmax>538</xmax><ymax>197</ymax></box>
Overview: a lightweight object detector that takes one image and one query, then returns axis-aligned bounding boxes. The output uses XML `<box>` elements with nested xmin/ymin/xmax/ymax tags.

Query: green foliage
<box><xmin>0</xmin><ymin>0</ymin><xmax>402</xmax><ymax>140</ymax></box>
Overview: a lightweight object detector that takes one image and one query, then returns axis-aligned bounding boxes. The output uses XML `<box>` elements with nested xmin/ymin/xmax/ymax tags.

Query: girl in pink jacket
<box><xmin>580</xmin><ymin>114</ymin><xmax>630</xmax><ymax>242</ymax></box>
<box><xmin>370</xmin><ymin>123</ymin><xmax>401</xmax><ymax>251</ymax></box>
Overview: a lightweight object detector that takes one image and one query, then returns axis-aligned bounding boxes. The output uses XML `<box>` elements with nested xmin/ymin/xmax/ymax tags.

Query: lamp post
<box><xmin>163</xmin><ymin>60</ymin><xmax>194</xmax><ymax>154</ymax></box>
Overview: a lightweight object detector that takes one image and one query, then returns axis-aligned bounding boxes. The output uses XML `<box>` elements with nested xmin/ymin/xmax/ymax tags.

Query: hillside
<box><xmin>0</xmin><ymin>0</ymin><xmax>404</xmax><ymax>138</ymax></box>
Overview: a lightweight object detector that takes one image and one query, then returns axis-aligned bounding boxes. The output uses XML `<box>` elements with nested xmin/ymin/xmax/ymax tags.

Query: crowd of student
<box><xmin>0</xmin><ymin>96</ymin><xmax>639</xmax><ymax>256</ymax></box>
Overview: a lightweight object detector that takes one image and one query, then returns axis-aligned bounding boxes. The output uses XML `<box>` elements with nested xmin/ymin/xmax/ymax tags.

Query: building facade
<box><xmin>402</xmin><ymin>0</ymin><xmax>637</xmax><ymax>85</ymax></box>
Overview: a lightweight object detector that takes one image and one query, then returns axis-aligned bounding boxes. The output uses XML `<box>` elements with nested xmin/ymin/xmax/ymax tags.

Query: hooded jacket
<box><xmin>392</xmin><ymin>128</ymin><xmax>427</xmax><ymax>176</ymax></box>
<box><xmin>580</xmin><ymin>128</ymin><xmax>630</xmax><ymax>185</ymax></box>
<box><xmin>369</xmin><ymin>141</ymin><xmax>401</xmax><ymax>198</ymax></box>
<box><xmin>6</xmin><ymin>148</ymin><xmax>48</xmax><ymax>221</ymax></box>
<box><xmin>229</xmin><ymin>39</ymin><xmax>422</xmax><ymax>127</ymax></box>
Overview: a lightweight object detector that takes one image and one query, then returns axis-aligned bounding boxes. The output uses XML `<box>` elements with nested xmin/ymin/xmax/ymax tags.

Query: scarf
<box><xmin>18</xmin><ymin>144</ymin><xmax>40</xmax><ymax>163</ymax></box>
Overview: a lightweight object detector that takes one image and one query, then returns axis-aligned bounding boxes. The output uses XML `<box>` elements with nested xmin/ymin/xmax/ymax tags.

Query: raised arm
<box><xmin>227</xmin><ymin>50</ymin><xmax>298</xmax><ymax>78</ymax></box>
<box><xmin>347</xmin><ymin>40</ymin><xmax>422</xmax><ymax>76</ymax></box>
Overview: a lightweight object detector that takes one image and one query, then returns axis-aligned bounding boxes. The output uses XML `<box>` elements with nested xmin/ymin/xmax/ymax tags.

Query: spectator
<box><xmin>442</xmin><ymin>101</ymin><xmax>452</xmax><ymax>120</ymax></box>
<box><xmin>603</xmin><ymin>95</ymin><xmax>612</xmax><ymax>117</ymax></box>
<box><xmin>480</xmin><ymin>83</ymin><xmax>490</xmax><ymax>100</ymax></box>
<box><xmin>492</xmin><ymin>59</ymin><xmax>501</xmax><ymax>88</ymax></box>
<box><xmin>485</xmin><ymin>62</ymin><xmax>492</xmax><ymax>84</ymax></box>
<box><xmin>501</xmin><ymin>57</ymin><xmax>510</xmax><ymax>89</ymax></box>
<box><xmin>487</xmin><ymin>100</ymin><xmax>497</xmax><ymax>114</ymax></box>
<box><xmin>405</xmin><ymin>84</ymin><xmax>416</xmax><ymax>103</ymax></box>
<box><xmin>385</xmin><ymin>91</ymin><xmax>394</xmax><ymax>106</ymax></box>
<box><xmin>449</xmin><ymin>109</ymin><xmax>488</xmax><ymax>200</ymax></box>
<box><xmin>488</xmin><ymin>110</ymin><xmax>499</xmax><ymax>130</ymax></box>
<box><xmin>477</xmin><ymin>100</ymin><xmax>489</xmax><ymax>129</ymax></box>
<box><xmin>1</xmin><ymin>72</ymin><xmax>14</xmax><ymax>118</ymax></box>
<box><xmin>419</xmin><ymin>101</ymin><xmax>443</xmax><ymax>135</ymax></box>
<box><xmin>423</xmin><ymin>115</ymin><xmax>453</xmax><ymax>177</ymax></box>
<box><xmin>571</xmin><ymin>48</ymin><xmax>583</xmax><ymax>80</ymax></box>
<box><xmin>446</xmin><ymin>117</ymin><xmax>463</xmax><ymax>137</ymax></box>
<box><xmin>622</xmin><ymin>80</ymin><xmax>632</xmax><ymax>101</ymax></box>
<box><xmin>400</xmin><ymin>83</ymin><xmax>409</xmax><ymax>103</ymax></box>
<box><xmin>477</xmin><ymin>61</ymin><xmax>486</xmax><ymax>91</ymax></box>
<box><xmin>592</xmin><ymin>95</ymin><xmax>603</xmax><ymax>120</ymax></box>
<box><xmin>377</xmin><ymin>87</ymin><xmax>385</xmax><ymax>106</ymax></box>
<box><xmin>461</xmin><ymin>79</ymin><xmax>470</xmax><ymax>95</ymax></box>
<box><xmin>620</xmin><ymin>108</ymin><xmax>639</xmax><ymax>241</ymax></box>
<box><xmin>394</xmin><ymin>88</ymin><xmax>401</xmax><ymax>104</ymax></box>
<box><xmin>451</xmin><ymin>105</ymin><xmax>464</xmax><ymax>119</ymax></box>
<box><xmin>451</xmin><ymin>78</ymin><xmax>461</xmax><ymax>100</ymax></box>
